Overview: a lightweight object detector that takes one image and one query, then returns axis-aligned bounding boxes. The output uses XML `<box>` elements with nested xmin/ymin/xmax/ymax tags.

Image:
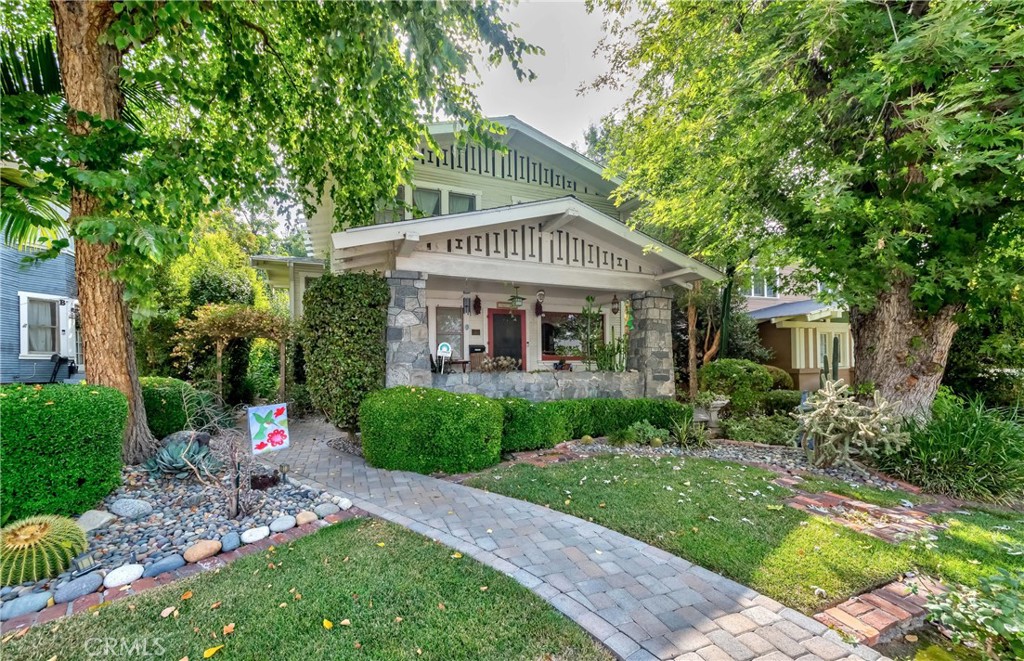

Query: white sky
<box><xmin>474</xmin><ymin>0</ymin><xmax>632</xmax><ymax>148</ymax></box>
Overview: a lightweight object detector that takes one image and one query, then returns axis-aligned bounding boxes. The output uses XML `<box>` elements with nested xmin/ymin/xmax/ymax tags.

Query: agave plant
<box><xmin>143</xmin><ymin>439</ymin><xmax>222</xmax><ymax>479</ymax></box>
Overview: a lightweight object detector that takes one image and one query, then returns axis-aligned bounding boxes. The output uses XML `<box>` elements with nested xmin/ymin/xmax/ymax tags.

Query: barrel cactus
<box><xmin>1</xmin><ymin>515</ymin><xmax>87</xmax><ymax>585</ymax></box>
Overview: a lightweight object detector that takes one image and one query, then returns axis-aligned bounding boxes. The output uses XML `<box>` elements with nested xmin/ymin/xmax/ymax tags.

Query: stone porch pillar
<box><xmin>627</xmin><ymin>290</ymin><xmax>676</xmax><ymax>399</ymax></box>
<box><xmin>385</xmin><ymin>270</ymin><xmax>431</xmax><ymax>387</ymax></box>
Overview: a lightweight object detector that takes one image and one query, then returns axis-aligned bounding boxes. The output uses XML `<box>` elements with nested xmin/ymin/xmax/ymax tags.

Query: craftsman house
<box><xmin>254</xmin><ymin>116</ymin><xmax>720</xmax><ymax>400</ymax></box>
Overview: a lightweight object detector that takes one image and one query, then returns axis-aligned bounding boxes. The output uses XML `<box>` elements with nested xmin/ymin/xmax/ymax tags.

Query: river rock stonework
<box><xmin>432</xmin><ymin>370</ymin><xmax>643</xmax><ymax>401</ymax></box>
<box><xmin>385</xmin><ymin>270</ymin><xmax>431</xmax><ymax>388</ymax></box>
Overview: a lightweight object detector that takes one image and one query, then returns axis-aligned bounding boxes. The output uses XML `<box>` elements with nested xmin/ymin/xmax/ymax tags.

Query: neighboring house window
<box><xmin>541</xmin><ymin>312</ymin><xmax>605</xmax><ymax>360</ymax></box>
<box><xmin>448</xmin><ymin>192</ymin><xmax>476</xmax><ymax>214</ymax></box>
<box><xmin>817</xmin><ymin>331</ymin><xmax>850</xmax><ymax>369</ymax></box>
<box><xmin>435</xmin><ymin>307</ymin><xmax>464</xmax><ymax>357</ymax></box>
<box><xmin>412</xmin><ymin>188</ymin><xmax>442</xmax><ymax>217</ymax></box>
<box><xmin>745</xmin><ymin>270</ymin><xmax>779</xmax><ymax>298</ymax></box>
<box><xmin>75</xmin><ymin>313</ymin><xmax>85</xmax><ymax>367</ymax></box>
<box><xmin>27</xmin><ymin>298</ymin><xmax>58</xmax><ymax>353</ymax></box>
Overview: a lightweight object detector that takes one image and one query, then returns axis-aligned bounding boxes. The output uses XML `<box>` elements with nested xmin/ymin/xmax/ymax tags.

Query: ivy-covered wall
<box><xmin>303</xmin><ymin>271</ymin><xmax>389</xmax><ymax>431</ymax></box>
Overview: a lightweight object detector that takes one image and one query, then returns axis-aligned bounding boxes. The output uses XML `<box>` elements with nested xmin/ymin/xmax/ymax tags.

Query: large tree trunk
<box><xmin>850</xmin><ymin>279</ymin><xmax>960</xmax><ymax>417</ymax></box>
<box><xmin>52</xmin><ymin>0</ymin><xmax>156</xmax><ymax>463</ymax></box>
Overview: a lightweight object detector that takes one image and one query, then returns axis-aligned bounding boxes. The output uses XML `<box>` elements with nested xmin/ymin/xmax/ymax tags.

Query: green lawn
<box><xmin>466</xmin><ymin>455</ymin><xmax>1024</xmax><ymax>614</ymax></box>
<box><xmin>3</xmin><ymin>519</ymin><xmax>609</xmax><ymax>661</ymax></box>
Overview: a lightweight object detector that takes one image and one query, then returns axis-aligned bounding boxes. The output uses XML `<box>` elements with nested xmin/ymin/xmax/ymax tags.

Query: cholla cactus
<box><xmin>795</xmin><ymin>380</ymin><xmax>908</xmax><ymax>472</ymax></box>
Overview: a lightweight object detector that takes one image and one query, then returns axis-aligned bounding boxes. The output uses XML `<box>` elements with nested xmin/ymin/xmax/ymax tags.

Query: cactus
<box><xmin>819</xmin><ymin>335</ymin><xmax>842</xmax><ymax>389</ymax></box>
<box><xmin>1</xmin><ymin>515</ymin><xmax>87</xmax><ymax>585</ymax></box>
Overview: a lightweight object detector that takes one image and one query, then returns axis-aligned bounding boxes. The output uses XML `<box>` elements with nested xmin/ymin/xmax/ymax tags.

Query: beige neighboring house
<box><xmin>253</xmin><ymin>116</ymin><xmax>721</xmax><ymax>401</ymax></box>
<box><xmin>742</xmin><ymin>269</ymin><xmax>854</xmax><ymax>390</ymax></box>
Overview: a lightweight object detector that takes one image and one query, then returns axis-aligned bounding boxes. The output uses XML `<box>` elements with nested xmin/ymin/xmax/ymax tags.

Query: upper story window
<box><xmin>449</xmin><ymin>192</ymin><xmax>476</xmax><ymax>214</ymax></box>
<box><xmin>412</xmin><ymin>188</ymin><xmax>442</xmax><ymax>217</ymax></box>
<box><xmin>744</xmin><ymin>270</ymin><xmax>779</xmax><ymax>298</ymax></box>
<box><xmin>380</xmin><ymin>183</ymin><xmax>482</xmax><ymax>223</ymax></box>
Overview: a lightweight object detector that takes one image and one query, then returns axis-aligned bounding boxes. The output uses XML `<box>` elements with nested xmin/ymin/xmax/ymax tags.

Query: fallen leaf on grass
<box><xmin>160</xmin><ymin>606</ymin><xmax>176</xmax><ymax>618</ymax></box>
<box><xmin>450</xmin><ymin>552</ymin><xmax>462</xmax><ymax>559</ymax></box>
<box><xmin>323</xmin><ymin>619</ymin><xmax>333</xmax><ymax>630</ymax></box>
<box><xmin>279</xmin><ymin>603</ymin><xmax>288</xmax><ymax>608</ymax></box>
<box><xmin>203</xmin><ymin>645</ymin><xmax>224</xmax><ymax>658</ymax></box>
<box><xmin>354</xmin><ymin>642</ymin><xmax>362</xmax><ymax>649</ymax></box>
<box><xmin>438</xmin><ymin>602</ymin><xmax>446</xmax><ymax>611</ymax></box>
<box><xmin>905</xmin><ymin>634</ymin><xmax>918</xmax><ymax>643</ymax></box>
<box><xmin>223</xmin><ymin>623</ymin><xmax>235</xmax><ymax>636</ymax></box>
<box><xmin>210</xmin><ymin>602</ymin><xmax>222</xmax><ymax>610</ymax></box>
<box><xmin>394</xmin><ymin>617</ymin><xmax>403</xmax><ymax>623</ymax></box>
<box><xmin>376</xmin><ymin>542</ymin><xmax>385</xmax><ymax>547</ymax></box>
<box><xmin>340</xmin><ymin>619</ymin><xmax>351</xmax><ymax>626</ymax></box>
<box><xmin>181</xmin><ymin>591</ymin><xmax>193</xmax><ymax>601</ymax></box>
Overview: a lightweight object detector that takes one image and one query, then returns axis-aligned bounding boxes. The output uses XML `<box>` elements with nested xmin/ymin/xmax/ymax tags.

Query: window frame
<box><xmin>434</xmin><ymin>306</ymin><xmax>465</xmax><ymax>359</ymax></box>
<box><xmin>18</xmin><ymin>291</ymin><xmax>75</xmax><ymax>360</ymax></box>
<box><xmin>390</xmin><ymin>181</ymin><xmax>483</xmax><ymax>221</ymax></box>
<box><xmin>744</xmin><ymin>268</ymin><xmax>780</xmax><ymax>299</ymax></box>
<box><xmin>540</xmin><ymin>310</ymin><xmax>607</xmax><ymax>361</ymax></box>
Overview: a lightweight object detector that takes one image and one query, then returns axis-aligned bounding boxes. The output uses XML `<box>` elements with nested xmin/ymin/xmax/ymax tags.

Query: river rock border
<box><xmin>0</xmin><ymin>508</ymin><xmax>364</xmax><ymax>634</ymax></box>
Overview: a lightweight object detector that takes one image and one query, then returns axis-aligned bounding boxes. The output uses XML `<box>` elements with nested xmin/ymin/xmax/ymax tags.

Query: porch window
<box><xmin>27</xmin><ymin>298</ymin><xmax>59</xmax><ymax>354</ymax></box>
<box><xmin>541</xmin><ymin>311</ymin><xmax>605</xmax><ymax>360</ymax></box>
<box><xmin>448</xmin><ymin>192</ymin><xmax>476</xmax><ymax>214</ymax></box>
<box><xmin>745</xmin><ymin>270</ymin><xmax>778</xmax><ymax>298</ymax></box>
<box><xmin>412</xmin><ymin>188</ymin><xmax>442</xmax><ymax>217</ymax></box>
<box><xmin>435</xmin><ymin>307</ymin><xmax>464</xmax><ymax>358</ymax></box>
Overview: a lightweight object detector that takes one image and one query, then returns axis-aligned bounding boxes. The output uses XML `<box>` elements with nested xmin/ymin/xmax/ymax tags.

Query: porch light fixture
<box><xmin>611</xmin><ymin>294</ymin><xmax>620</xmax><ymax>316</ymax></box>
<box><xmin>463</xmin><ymin>290</ymin><xmax>472</xmax><ymax>315</ymax></box>
<box><xmin>507</xmin><ymin>286</ymin><xmax>525</xmax><ymax>310</ymax></box>
<box><xmin>279</xmin><ymin>463</ymin><xmax>290</xmax><ymax>483</ymax></box>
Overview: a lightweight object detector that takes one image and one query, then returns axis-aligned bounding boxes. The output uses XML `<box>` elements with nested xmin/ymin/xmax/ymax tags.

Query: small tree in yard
<box><xmin>303</xmin><ymin>272</ymin><xmax>390</xmax><ymax>436</ymax></box>
<box><xmin>594</xmin><ymin>0</ymin><xmax>1023</xmax><ymax>415</ymax></box>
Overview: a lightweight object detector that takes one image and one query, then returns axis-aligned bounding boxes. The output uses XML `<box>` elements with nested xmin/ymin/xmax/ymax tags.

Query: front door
<box><xmin>488</xmin><ymin>309</ymin><xmax>525</xmax><ymax>370</ymax></box>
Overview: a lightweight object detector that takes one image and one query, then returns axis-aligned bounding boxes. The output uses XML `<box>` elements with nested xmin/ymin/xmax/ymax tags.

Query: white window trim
<box><xmin>18</xmin><ymin>291</ymin><xmax>78</xmax><ymax>361</ymax></box>
<box><xmin>744</xmin><ymin>267</ymin><xmax>781</xmax><ymax>299</ymax></box>
<box><xmin>398</xmin><ymin>180</ymin><xmax>483</xmax><ymax>220</ymax></box>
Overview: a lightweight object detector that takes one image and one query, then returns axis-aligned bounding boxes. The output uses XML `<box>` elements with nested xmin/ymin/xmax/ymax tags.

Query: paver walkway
<box><xmin>267</xmin><ymin>425</ymin><xmax>884</xmax><ymax>661</ymax></box>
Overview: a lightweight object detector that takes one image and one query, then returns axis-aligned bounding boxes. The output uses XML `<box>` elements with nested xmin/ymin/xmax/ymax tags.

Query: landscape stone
<box><xmin>314</xmin><ymin>503</ymin><xmax>340</xmax><ymax>518</ymax></box>
<box><xmin>295</xmin><ymin>511</ymin><xmax>318</xmax><ymax>525</ymax></box>
<box><xmin>240</xmin><ymin>526</ymin><xmax>270</xmax><ymax>544</ymax></box>
<box><xmin>219</xmin><ymin>532</ymin><xmax>241</xmax><ymax>553</ymax></box>
<box><xmin>0</xmin><ymin>591</ymin><xmax>52</xmax><ymax>622</ymax></box>
<box><xmin>269</xmin><ymin>515</ymin><xmax>296</xmax><ymax>533</ymax></box>
<box><xmin>108</xmin><ymin>498</ymin><xmax>153</xmax><ymax>519</ymax></box>
<box><xmin>103</xmin><ymin>563</ymin><xmax>144</xmax><ymax>589</ymax></box>
<box><xmin>337</xmin><ymin>498</ymin><xmax>353</xmax><ymax>511</ymax></box>
<box><xmin>183</xmin><ymin>540</ymin><xmax>221</xmax><ymax>563</ymax></box>
<box><xmin>142</xmin><ymin>554</ymin><xmax>185</xmax><ymax>578</ymax></box>
<box><xmin>76</xmin><ymin>510</ymin><xmax>117</xmax><ymax>532</ymax></box>
<box><xmin>54</xmin><ymin>573</ymin><xmax>103</xmax><ymax>604</ymax></box>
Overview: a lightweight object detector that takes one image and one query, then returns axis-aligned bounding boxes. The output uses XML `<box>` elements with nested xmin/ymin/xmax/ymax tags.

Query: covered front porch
<box><xmin>334</xmin><ymin>197</ymin><xmax>721</xmax><ymax>400</ymax></box>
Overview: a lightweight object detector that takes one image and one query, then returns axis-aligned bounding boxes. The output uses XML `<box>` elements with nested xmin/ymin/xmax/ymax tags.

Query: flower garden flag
<box><xmin>248</xmin><ymin>403</ymin><xmax>289</xmax><ymax>455</ymax></box>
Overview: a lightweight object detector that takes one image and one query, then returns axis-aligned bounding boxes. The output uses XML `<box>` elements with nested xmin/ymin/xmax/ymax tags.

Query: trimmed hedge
<box><xmin>758</xmin><ymin>390</ymin><xmax>803</xmax><ymax>415</ymax></box>
<box><xmin>304</xmin><ymin>272</ymin><xmax>389</xmax><ymax>431</ymax></box>
<box><xmin>498</xmin><ymin>399</ymin><xmax>568</xmax><ymax>452</ymax></box>
<box><xmin>1</xmin><ymin>384</ymin><xmax>127</xmax><ymax>523</ymax></box>
<box><xmin>360</xmin><ymin>387</ymin><xmax>503</xmax><ymax>474</ymax></box>
<box><xmin>762</xmin><ymin>365</ymin><xmax>794</xmax><ymax>390</ymax></box>
<box><xmin>698</xmin><ymin>359</ymin><xmax>772</xmax><ymax>414</ymax></box>
<box><xmin>546</xmin><ymin>398</ymin><xmax>691</xmax><ymax>439</ymax></box>
<box><xmin>721</xmin><ymin>414</ymin><xmax>798</xmax><ymax>446</ymax></box>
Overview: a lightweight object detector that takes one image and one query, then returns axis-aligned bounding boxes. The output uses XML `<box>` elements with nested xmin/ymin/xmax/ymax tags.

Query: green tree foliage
<box><xmin>303</xmin><ymin>272</ymin><xmax>390</xmax><ymax>432</ymax></box>
<box><xmin>595</xmin><ymin>0</ymin><xmax>1024</xmax><ymax>413</ymax></box>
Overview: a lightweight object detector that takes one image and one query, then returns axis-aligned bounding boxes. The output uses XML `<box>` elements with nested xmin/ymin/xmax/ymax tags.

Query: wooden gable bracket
<box><xmin>655</xmin><ymin>267</ymin><xmax>698</xmax><ymax>282</ymax></box>
<box><xmin>540</xmin><ymin>210</ymin><xmax>578</xmax><ymax>233</ymax></box>
<box><xmin>396</xmin><ymin>231</ymin><xmax>420</xmax><ymax>257</ymax></box>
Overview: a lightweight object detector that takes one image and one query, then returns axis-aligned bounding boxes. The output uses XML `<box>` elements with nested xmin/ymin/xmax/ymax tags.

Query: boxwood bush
<box><xmin>138</xmin><ymin>376</ymin><xmax>223</xmax><ymax>438</ymax></box>
<box><xmin>360</xmin><ymin>387</ymin><xmax>503</xmax><ymax>474</ymax></box>
<box><xmin>499</xmin><ymin>399</ymin><xmax>568</xmax><ymax>452</ymax></box>
<box><xmin>698</xmin><ymin>359</ymin><xmax>773</xmax><ymax>414</ymax></box>
<box><xmin>547</xmin><ymin>398</ymin><xmax>691</xmax><ymax>439</ymax></box>
<box><xmin>721</xmin><ymin>414</ymin><xmax>798</xmax><ymax>446</ymax></box>
<box><xmin>0</xmin><ymin>384</ymin><xmax>127</xmax><ymax>523</ymax></box>
<box><xmin>762</xmin><ymin>365</ymin><xmax>794</xmax><ymax>390</ymax></box>
<box><xmin>758</xmin><ymin>390</ymin><xmax>803</xmax><ymax>415</ymax></box>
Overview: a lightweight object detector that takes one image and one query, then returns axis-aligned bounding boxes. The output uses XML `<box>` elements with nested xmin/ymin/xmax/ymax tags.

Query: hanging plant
<box><xmin>535</xmin><ymin>299</ymin><xmax>543</xmax><ymax>316</ymax></box>
<box><xmin>473</xmin><ymin>295</ymin><xmax>481</xmax><ymax>315</ymax></box>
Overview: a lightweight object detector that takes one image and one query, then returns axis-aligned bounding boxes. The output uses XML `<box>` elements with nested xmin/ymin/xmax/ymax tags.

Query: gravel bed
<box><xmin>325</xmin><ymin>434</ymin><xmax>363</xmax><ymax>457</ymax></box>
<box><xmin>569</xmin><ymin>438</ymin><xmax>905</xmax><ymax>490</ymax></box>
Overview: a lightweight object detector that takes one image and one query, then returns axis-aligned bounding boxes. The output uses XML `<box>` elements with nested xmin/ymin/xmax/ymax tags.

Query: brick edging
<box><xmin>0</xmin><ymin>509</ymin><xmax>365</xmax><ymax>634</ymax></box>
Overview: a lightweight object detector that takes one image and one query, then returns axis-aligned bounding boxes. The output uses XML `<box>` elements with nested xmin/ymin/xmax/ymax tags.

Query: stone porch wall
<box><xmin>431</xmin><ymin>370</ymin><xmax>642</xmax><ymax>401</ymax></box>
<box><xmin>385</xmin><ymin>270</ymin><xmax>431</xmax><ymax>388</ymax></box>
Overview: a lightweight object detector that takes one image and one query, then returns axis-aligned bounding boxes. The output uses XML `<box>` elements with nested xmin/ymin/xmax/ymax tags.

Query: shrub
<box><xmin>139</xmin><ymin>376</ymin><xmax>220</xmax><ymax>438</ymax></box>
<box><xmin>0</xmin><ymin>384</ymin><xmax>126</xmax><ymax>522</ymax></box>
<box><xmin>671</xmin><ymin>408</ymin><xmax>712</xmax><ymax>448</ymax></box>
<box><xmin>304</xmin><ymin>272</ymin><xmax>389</xmax><ymax>432</ymax></box>
<box><xmin>758</xmin><ymin>390</ymin><xmax>803</xmax><ymax>415</ymax></box>
<box><xmin>1</xmin><ymin>515</ymin><xmax>87</xmax><ymax>585</ymax></box>
<box><xmin>547</xmin><ymin>398</ymin><xmax>690</xmax><ymax>438</ymax></box>
<box><xmin>874</xmin><ymin>395</ymin><xmax>1024</xmax><ymax>503</ymax></box>
<box><xmin>761</xmin><ymin>365</ymin><xmax>794</xmax><ymax>390</ymax></box>
<box><xmin>360</xmin><ymin>387</ymin><xmax>503</xmax><ymax>474</ymax></box>
<box><xmin>721</xmin><ymin>414</ymin><xmax>798</xmax><ymax>445</ymax></box>
<box><xmin>928</xmin><ymin>570</ymin><xmax>1024</xmax><ymax>660</ymax></box>
<box><xmin>698</xmin><ymin>359</ymin><xmax>772</xmax><ymax>414</ymax></box>
<box><xmin>796</xmin><ymin>381</ymin><xmax>907</xmax><ymax>471</ymax></box>
<box><xmin>498</xmin><ymin>399</ymin><xmax>568</xmax><ymax>452</ymax></box>
<box><xmin>625</xmin><ymin>419</ymin><xmax>669</xmax><ymax>445</ymax></box>
<box><xmin>246</xmin><ymin>338</ymin><xmax>280</xmax><ymax>400</ymax></box>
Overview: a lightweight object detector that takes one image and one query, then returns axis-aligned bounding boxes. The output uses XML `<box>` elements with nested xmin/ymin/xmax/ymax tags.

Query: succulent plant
<box><xmin>143</xmin><ymin>439</ymin><xmax>222</xmax><ymax>478</ymax></box>
<box><xmin>1</xmin><ymin>515</ymin><xmax>87</xmax><ymax>585</ymax></box>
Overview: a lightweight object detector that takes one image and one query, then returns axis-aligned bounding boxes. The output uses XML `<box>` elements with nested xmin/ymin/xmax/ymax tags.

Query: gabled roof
<box><xmin>333</xmin><ymin>196</ymin><xmax>721</xmax><ymax>283</ymax></box>
<box><xmin>428</xmin><ymin>115</ymin><xmax>622</xmax><ymax>193</ymax></box>
<box><xmin>748</xmin><ymin>298</ymin><xmax>842</xmax><ymax>322</ymax></box>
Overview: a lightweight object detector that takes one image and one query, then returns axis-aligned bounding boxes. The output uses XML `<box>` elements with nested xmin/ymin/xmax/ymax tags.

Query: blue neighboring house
<box><xmin>0</xmin><ymin>243</ymin><xmax>84</xmax><ymax>384</ymax></box>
